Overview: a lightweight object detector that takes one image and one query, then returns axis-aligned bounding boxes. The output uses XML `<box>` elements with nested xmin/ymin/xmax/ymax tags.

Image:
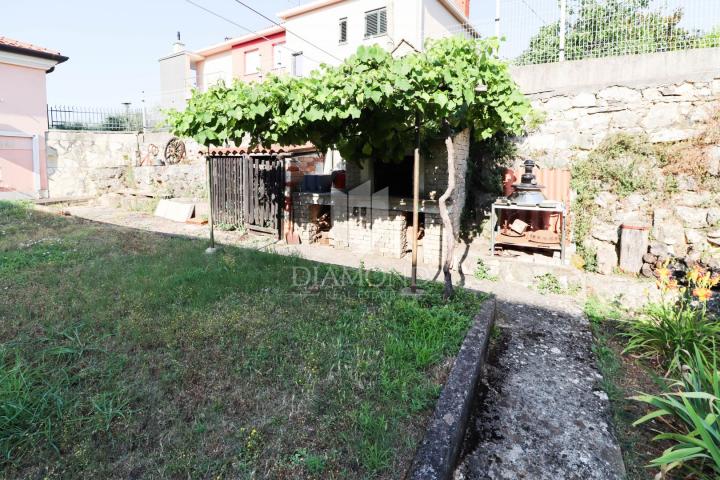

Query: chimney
<box><xmin>172</xmin><ymin>31</ymin><xmax>185</xmax><ymax>53</ymax></box>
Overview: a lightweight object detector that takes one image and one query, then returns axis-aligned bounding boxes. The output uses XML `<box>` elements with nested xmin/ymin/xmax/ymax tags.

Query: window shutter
<box><xmin>339</xmin><ymin>18</ymin><xmax>347</xmax><ymax>43</ymax></box>
<box><xmin>364</xmin><ymin>8</ymin><xmax>386</xmax><ymax>38</ymax></box>
<box><xmin>378</xmin><ymin>9</ymin><xmax>387</xmax><ymax>34</ymax></box>
<box><xmin>365</xmin><ymin>11</ymin><xmax>377</xmax><ymax>37</ymax></box>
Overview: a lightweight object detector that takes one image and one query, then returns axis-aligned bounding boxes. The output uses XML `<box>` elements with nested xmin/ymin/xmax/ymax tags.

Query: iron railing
<box><xmin>47</xmin><ymin>105</ymin><xmax>143</xmax><ymax>132</ymax></box>
<box><xmin>442</xmin><ymin>0</ymin><xmax>720</xmax><ymax>65</ymax></box>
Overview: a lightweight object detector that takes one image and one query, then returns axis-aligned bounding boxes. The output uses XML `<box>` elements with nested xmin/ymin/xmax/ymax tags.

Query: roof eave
<box><xmin>0</xmin><ymin>44</ymin><xmax>68</xmax><ymax>67</ymax></box>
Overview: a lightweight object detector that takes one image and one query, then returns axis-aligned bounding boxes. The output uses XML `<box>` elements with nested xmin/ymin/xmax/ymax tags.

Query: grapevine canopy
<box><xmin>169</xmin><ymin>36</ymin><xmax>530</xmax><ymax>164</ymax></box>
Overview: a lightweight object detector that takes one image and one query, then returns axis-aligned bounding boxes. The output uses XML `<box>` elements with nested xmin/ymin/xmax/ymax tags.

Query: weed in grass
<box><xmin>585</xmin><ymin>297</ymin><xmax>657</xmax><ymax>480</ymax></box>
<box><xmin>534</xmin><ymin>273</ymin><xmax>581</xmax><ymax>296</ymax></box>
<box><xmin>474</xmin><ymin>259</ymin><xmax>498</xmax><ymax>281</ymax></box>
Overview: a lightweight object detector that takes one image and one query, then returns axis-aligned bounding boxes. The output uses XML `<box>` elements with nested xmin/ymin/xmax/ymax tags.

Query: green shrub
<box><xmin>632</xmin><ymin>347</ymin><xmax>720</xmax><ymax>479</ymax></box>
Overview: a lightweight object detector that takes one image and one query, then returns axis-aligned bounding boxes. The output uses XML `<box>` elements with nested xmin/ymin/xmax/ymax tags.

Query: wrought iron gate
<box><xmin>208</xmin><ymin>155</ymin><xmax>284</xmax><ymax>237</ymax></box>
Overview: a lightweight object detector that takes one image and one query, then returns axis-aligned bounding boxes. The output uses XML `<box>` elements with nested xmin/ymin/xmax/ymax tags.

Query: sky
<box><xmin>2</xmin><ymin>0</ymin><xmax>497</xmax><ymax>109</ymax></box>
<box><xmin>3</xmin><ymin>0</ymin><xmax>714</xmax><ymax>109</ymax></box>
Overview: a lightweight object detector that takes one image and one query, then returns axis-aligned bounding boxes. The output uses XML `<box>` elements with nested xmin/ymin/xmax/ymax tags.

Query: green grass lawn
<box><xmin>0</xmin><ymin>201</ymin><xmax>484</xmax><ymax>479</ymax></box>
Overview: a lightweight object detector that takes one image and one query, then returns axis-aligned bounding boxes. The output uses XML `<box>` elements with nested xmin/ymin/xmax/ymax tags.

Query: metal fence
<box><xmin>448</xmin><ymin>0</ymin><xmax>720</xmax><ymax>65</ymax></box>
<box><xmin>47</xmin><ymin>105</ymin><xmax>144</xmax><ymax>132</ymax></box>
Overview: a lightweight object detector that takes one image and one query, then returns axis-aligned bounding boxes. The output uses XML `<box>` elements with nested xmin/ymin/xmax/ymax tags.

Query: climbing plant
<box><xmin>169</xmin><ymin>36</ymin><xmax>531</xmax><ymax>298</ymax></box>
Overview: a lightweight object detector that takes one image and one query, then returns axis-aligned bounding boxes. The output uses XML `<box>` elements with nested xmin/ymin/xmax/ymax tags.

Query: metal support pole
<box><xmin>205</xmin><ymin>156</ymin><xmax>217</xmax><ymax>254</ymax></box>
<box><xmin>495</xmin><ymin>0</ymin><xmax>501</xmax><ymax>38</ymax></box>
<box><xmin>559</xmin><ymin>0</ymin><xmax>567</xmax><ymax>62</ymax></box>
<box><xmin>411</xmin><ymin>113</ymin><xmax>420</xmax><ymax>293</ymax></box>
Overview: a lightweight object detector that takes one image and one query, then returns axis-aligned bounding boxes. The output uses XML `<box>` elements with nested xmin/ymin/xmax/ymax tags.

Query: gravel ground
<box><xmin>454</xmin><ymin>286</ymin><xmax>625</xmax><ymax>480</ymax></box>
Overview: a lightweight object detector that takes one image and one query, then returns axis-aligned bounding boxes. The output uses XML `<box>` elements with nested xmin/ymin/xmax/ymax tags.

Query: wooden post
<box><xmin>206</xmin><ymin>156</ymin><xmax>216</xmax><ymax>253</ymax></box>
<box><xmin>411</xmin><ymin>113</ymin><xmax>420</xmax><ymax>293</ymax></box>
<box><xmin>619</xmin><ymin>223</ymin><xmax>649</xmax><ymax>274</ymax></box>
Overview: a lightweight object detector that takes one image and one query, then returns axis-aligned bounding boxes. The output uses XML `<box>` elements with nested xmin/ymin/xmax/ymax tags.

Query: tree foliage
<box><xmin>516</xmin><ymin>0</ymin><xmax>696</xmax><ymax>65</ymax></box>
<box><xmin>169</xmin><ymin>37</ymin><xmax>530</xmax><ymax>164</ymax></box>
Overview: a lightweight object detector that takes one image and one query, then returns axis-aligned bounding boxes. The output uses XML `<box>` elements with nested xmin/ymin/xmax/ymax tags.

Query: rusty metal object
<box><xmin>164</xmin><ymin>137</ymin><xmax>186</xmax><ymax>164</ymax></box>
<box><xmin>527</xmin><ymin>230</ymin><xmax>560</xmax><ymax>245</ymax></box>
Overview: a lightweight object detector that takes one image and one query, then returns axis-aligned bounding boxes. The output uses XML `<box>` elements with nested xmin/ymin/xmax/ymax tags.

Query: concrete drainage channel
<box><xmin>406</xmin><ymin>298</ymin><xmax>496</xmax><ymax>480</ymax></box>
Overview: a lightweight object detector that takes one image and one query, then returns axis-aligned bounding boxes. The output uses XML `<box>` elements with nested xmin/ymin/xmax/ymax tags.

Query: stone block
<box><xmin>708</xmin><ymin>208</ymin><xmax>720</xmax><ymax>227</ymax></box>
<box><xmin>591</xmin><ymin>222</ymin><xmax>619</xmax><ymax>244</ymax></box>
<box><xmin>571</xmin><ymin>92</ymin><xmax>597</xmax><ymax>108</ymax></box>
<box><xmin>672</xmin><ymin>191</ymin><xmax>712</xmax><ymax>207</ymax></box>
<box><xmin>543</xmin><ymin>96</ymin><xmax>573</xmax><ymax>112</ymax></box>
<box><xmin>649</xmin><ymin>128</ymin><xmax>696</xmax><ymax>143</ymax></box>
<box><xmin>674</xmin><ymin>206</ymin><xmax>708</xmax><ymax>228</ymax></box>
<box><xmin>653</xmin><ymin>219</ymin><xmax>685</xmax><ymax>245</ymax></box>
<box><xmin>685</xmin><ymin>229</ymin><xmax>706</xmax><ymax>245</ymax></box>
<box><xmin>598</xmin><ymin>86</ymin><xmax>642</xmax><ymax>104</ymax></box>
<box><xmin>641</xmin><ymin>103</ymin><xmax>680</xmax><ymax>130</ymax></box>
<box><xmin>708</xmin><ymin>146</ymin><xmax>720</xmax><ymax>177</ymax></box>
<box><xmin>595</xmin><ymin>242</ymin><xmax>618</xmax><ymax>275</ymax></box>
<box><xmin>594</xmin><ymin>191</ymin><xmax>617</xmax><ymax>209</ymax></box>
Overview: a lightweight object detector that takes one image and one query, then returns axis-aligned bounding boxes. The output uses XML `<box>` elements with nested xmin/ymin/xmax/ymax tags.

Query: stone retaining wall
<box><xmin>509</xmin><ymin>49</ymin><xmax>720</xmax><ymax>275</ymax></box>
<box><xmin>46</xmin><ymin>130</ymin><xmax>205</xmax><ymax>198</ymax></box>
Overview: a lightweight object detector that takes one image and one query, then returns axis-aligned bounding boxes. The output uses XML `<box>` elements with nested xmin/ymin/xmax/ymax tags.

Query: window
<box><xmin>339</xmin><ymin>17</ymin><xmax>347</xmax><ymax>44</ymax></box>
<box><xmin>273</xmin><ymin>43</ymin><xmax>286</xmax><ymax>69</ymax></box>
<box><xmin>244</xmin><ymin>49</ymin><xmax>260</xmax><ymax>75</ymax></box>
<box><xmin>364</xmin><ymin>7</ymin><xmax>387</xmax><ymax>38</ymax></box>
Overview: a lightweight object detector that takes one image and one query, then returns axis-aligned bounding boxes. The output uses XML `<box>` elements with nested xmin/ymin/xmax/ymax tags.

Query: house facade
<box><xmin>0</xmin><ymin>36</ymin><xmax>67</xmax><ymax>198</ymax></box>
<box><xmin>159</xmin><ymin>26</ymin><xmax>287</xmax><ymax>110</ymax></box>
<box><xmin>279</xmin><ymin>0</ymin><xmax>470</xmax><ymax>75</ymax></box>
<box><xmin>159</xmin><ymin>0</ymin><xmax>470</xmax><ymax>105</ymax></box>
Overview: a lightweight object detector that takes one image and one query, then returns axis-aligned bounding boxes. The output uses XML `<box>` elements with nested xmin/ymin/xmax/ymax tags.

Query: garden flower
<box><xmin>692</xmin><ymin>287</ymin><xmax>712</xmax><ymax>303</ymax></box>
<box><xmin>656</xmin><ymin>267</ymin><xmax>671</xmax><ymax>280</ymax></box>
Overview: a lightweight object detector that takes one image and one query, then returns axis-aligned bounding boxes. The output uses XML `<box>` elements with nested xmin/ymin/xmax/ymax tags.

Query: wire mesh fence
<box><xmin>447</xmin><ymin>0</ymin><xmax>720</xmax><ymax>65</ymax></box>
<box><xmin>47</xmin><ymin>105</ymin><xmax>144</xmax><ymax>132</ymax></box>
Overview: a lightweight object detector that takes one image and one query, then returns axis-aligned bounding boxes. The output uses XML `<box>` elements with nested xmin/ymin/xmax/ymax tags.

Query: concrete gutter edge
<box><xmin>407</xmin><ymin>296</ymin><xmax>497</xmax><ymax>480</ymax></box>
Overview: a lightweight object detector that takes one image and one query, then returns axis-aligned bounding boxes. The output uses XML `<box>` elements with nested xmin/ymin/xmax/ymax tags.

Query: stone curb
<box><xmin>406</xmin><ymin>297</ymin><xmax>497</xmax><ymax>480</ymax></box>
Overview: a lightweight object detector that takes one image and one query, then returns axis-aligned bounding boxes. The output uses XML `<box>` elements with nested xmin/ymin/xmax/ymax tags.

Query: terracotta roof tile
<box><xmin>0</xmin><ymin>36</ymin><xmax>67</xmax><ymax>62</ymax></box>
<box><xmin>204</xmin><ymin>142</ymin><xmax>316</xmax><ymax>156</ymax></box>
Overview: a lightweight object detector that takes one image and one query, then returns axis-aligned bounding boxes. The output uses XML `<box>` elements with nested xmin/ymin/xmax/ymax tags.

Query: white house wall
<box><xmin>422</xmin><ymin>0</ymin><xmax>464</xmax><ymax>42</ymax></box>
<box><xmin>201</xmin><ymin>51</ymin><xmax>233</xmax><ymax>89</ymax></box>
<box><xmin>284</xmin><ymin>0</ymin><xmax>393</xmax><ymax>74</ymax></box>
<box><xmin>284</xmin><ymin>0</ymin><xmax>465</xmax><ymax>75</ymax></box>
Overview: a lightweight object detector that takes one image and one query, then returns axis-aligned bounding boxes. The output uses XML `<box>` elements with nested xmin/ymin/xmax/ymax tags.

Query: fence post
<box><xmin>495</xmin><ymin>0</ymin><xmax>501</xmax><ymax>38</ymax></box>
<box><xmin>559</xmin><ymin>0</ymin><xmax>567</xmax><ymax>61</ymax></box>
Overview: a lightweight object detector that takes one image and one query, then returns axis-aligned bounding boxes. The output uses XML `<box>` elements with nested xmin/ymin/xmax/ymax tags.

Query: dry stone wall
<box><xmin>46</xmin><ymin>131</ymin><xmax>205</xmax><ymax>199</ymax></box>
<box><xmin>510</xmin><ymin>49</ymin><xmax>720</xmax><ymax>275</ymax></box>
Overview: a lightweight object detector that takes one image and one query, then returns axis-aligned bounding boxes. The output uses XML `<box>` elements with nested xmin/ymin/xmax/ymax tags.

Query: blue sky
<box><xmin>4</xmin><ymin>1</ymin><xmax>713</xmax><ymax>109</ymax></box>
<box><xmin>1</xmin><ymin>0</ymin><xmax>494</xmax><ymax>109</ymax></box>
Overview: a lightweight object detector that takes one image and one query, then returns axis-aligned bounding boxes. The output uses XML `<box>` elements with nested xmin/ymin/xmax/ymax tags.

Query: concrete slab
<box><xmin>154</xmin><ymin>199</ymin><xmax>195</xmax><ymax>223</ymax></box>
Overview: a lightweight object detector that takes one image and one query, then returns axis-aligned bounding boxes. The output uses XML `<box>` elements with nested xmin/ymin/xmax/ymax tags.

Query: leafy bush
<box><xmin>632</xmin><ymin>347</ymin><xmax>720</xmax><ymax>479</ymax></box>
<box><xmin>623</xmin><ymin>265</ymin><xmax>720</xmax><ymax>373</ymax></box>
<box><xmin>516</xmin><ymin>0</ymin><xmax>695</xmax><ymax>65</ymax></box>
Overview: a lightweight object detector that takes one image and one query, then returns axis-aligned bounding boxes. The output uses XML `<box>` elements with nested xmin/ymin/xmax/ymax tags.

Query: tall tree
<box><xmin>169</xmin><ymin>36</ymin><xmax>530</xmax><ymax>298</ymax></box>
<box><xmin>517</xmin><ymin>0</ymin><xmax>692</xmax><ymax>65</ymax></box>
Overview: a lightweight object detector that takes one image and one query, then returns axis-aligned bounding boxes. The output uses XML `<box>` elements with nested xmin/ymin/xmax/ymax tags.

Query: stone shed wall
<box><xmin>46</xmin><ymin>131</ymin><xmax>205</xmax><ymax>198</ymax></box>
